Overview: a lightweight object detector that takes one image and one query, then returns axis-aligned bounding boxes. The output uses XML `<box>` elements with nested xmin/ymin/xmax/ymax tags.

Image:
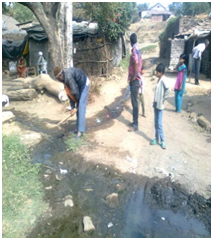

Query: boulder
<box><xmin>2</xmin><ymin>111</ymin><xmax>15</xmax><ymax>123</ymax></box>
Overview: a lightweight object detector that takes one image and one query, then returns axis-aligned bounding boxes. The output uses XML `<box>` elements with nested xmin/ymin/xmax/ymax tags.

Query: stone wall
<box><xmin>169</xmin><ymin>39</ymin><xmax>185</xmax><ymax>70</ymax></box>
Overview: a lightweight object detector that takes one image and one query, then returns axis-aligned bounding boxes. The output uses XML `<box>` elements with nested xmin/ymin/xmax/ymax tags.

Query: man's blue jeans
<box><xmin>153</xmin><ymin>102</ymin><xmax>164</xmax><ymax>142</ymax></box>
<box><xmin>76</xmin><ymin>84</ymin><xmax>89</xmax><ymax>133</ymax></box>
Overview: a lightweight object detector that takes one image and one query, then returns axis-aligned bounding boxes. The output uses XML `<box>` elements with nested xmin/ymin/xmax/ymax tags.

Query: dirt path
<box><xmin>2</xmin><ymin>20</ymin><xmax>211</xmax><ymax>200</ymax></box>
<box><xmin>79</xmin><ymin>58</ymin><xmax>211</xmax><ymax>199</ymax></box>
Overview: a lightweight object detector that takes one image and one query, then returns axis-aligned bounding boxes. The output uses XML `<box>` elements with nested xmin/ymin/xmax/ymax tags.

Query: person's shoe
<box><xmin>128</xmin><ymin>126</ymin><xmax>138</xmax><ymax>132</ymax></box>
<box><xmin>150</xmin><ymin>139</ymin><xmax>158</xmax><ymax>145</ymax></box>
<box><xmin>142</xmin><ymin>114</ymin><xmax>146</xmax><ymax>118</ymax></box>
<box><xmin>161</xmin><ymin>141</ymin><xmax>166</xmax><ymax>149</ymax></box>
<box><xmin>75</xmin><ymin>132</ymin><xmax>83</xmax><ymax>140</ymax></box>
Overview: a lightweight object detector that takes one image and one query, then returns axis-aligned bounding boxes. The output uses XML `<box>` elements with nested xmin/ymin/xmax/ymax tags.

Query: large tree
<box><xmin>19</xmin><ymin>2</ymin><xmax>73</xmax><ymax>73</ymax></box>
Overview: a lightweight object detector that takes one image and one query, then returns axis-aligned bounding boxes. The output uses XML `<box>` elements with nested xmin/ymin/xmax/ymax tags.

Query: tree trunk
<box><xmin>23</xmin><ymin>74</ymin><xmax>68</xmax><ymax>101</ymax></box>
<box><xmin>19</xmin><ymin>2</ymin><xmax>73</xmax><ymax>73</ymax></box>
<box><xmin>6</xmin><ymin>89</ymin><xmax>38</xmax><ymax>101</ymax></box>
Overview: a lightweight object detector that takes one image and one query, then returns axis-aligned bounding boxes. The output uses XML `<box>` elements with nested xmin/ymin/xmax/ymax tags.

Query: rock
<box><xmin>189</xmin><ymin>112</ymin><xmax>197</xmax><ymax>119</ymax></box>
<box><xmin>197</xmin><ymin>116</ymin><xmax>210</xmax><ymax>129</ymax></box>
<box><xmin>116</xmin><ymin>183</ymin><xmax>126</xmax><ymax>193</ymax></box>
<box><xmin>2</xmin><ymin>111</ymin><xmax>15</xmax><ymax>123</ymax></box>
<box><xmin>83</xmin><ymin>216</ymin><xmax>95</xmax><ymax>232</ymax></box>
<box><xmin>64</xmin><ymin>195</ymin><xmax>74</xmax><ymax>207</ymax></box>
<box><xmin>19</xmin><ymin>131</ymin><xmax>43</xmax><ymax>147</ymax></box>
<box><xmin>106</xmin><ymin>193</ymin><xmax>119</xmax><ymax>208</ymax></box>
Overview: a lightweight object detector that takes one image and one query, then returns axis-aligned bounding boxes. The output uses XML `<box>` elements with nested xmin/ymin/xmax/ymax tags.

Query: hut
<box><xmin>167</xmin><ymin>15</ymin><xmax>211</xmax><ymax>78</ymax></box>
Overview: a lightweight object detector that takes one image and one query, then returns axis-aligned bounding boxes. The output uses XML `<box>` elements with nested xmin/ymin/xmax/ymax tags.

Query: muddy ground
<box><xmin>2</xmin><ymin>19</ymin><xmax>211</xmax><ymax>237</ymax></box>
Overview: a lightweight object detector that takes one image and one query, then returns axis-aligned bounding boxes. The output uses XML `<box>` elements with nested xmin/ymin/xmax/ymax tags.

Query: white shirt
<box><xmin>138</xmin><ymin>76</ymin><xmax>144</xmax><ymax>94</ymax></box>
<box><xmin>193</xmin><ymin>43</ymin><xmax>205</xmax><ymax>59</ymax></box>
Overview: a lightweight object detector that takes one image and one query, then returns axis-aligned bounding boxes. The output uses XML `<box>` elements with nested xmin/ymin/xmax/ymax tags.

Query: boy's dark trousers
<box><xmin>130</xmin><ymin>79</ymin><xmax>139</xmax><ymax>130</ymax></box>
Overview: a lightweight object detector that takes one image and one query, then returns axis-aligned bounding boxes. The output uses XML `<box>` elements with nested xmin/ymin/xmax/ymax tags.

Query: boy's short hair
<box><xmin>180</xmin><ymin>53</ymin><xmax>186</xmax><ymax>60</ymax></box>
<box><xmin>156</xmin><ymin>63</ymin><xmax>165</xmax><ymax>74</ymax></box>
<box><xmin>130</xmin><ymin>33</ymin><xmax>137</xmax><ymax>45</ymax></box>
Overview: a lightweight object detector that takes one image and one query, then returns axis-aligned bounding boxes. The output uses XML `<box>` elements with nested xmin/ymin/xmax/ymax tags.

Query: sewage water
<box><xmin>12</xmin><ymin>91</ymin><xmax>211</xmax><ymax>238</ymax></box>
<box><xmin>27</xmin><ymin>144</ymin><xmax>211</xmax><ymax>238</ymax></box>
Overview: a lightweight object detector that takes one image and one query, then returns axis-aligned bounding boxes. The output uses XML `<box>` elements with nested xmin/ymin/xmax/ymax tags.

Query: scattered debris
<box><xmin>107</xmin><ymin>222</ymin><xmax>114</xmax><ymax>228</ymax></box>
<box><xmin>84</xmin><ymin>188</ymin><xmax>93</xmax><ymax>192</ymax></box>
<box><xmin>64</xmin><ymin>195</ymin><xmax>74</xmax><ymax>207</ymax></box>
<box><xmin>60</xmin><ymin>169</ymin><xmax>68</xmax><ymax>174</ymax></box>
<box><xmin>45</xmin><ymin>186</ymin><xmax>52</xmax><ymax>190</ymax></box>
<box><xmin>96</xmin><ymin>118</ymin><xmax>101</xmax><ymax>123</ymax></box>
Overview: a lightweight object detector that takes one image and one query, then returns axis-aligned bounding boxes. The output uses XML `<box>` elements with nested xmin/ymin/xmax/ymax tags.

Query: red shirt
<box><xmin>128</xmin><ymin>43</ymin><xmax>143</xmax><ymax>81</ymax></box>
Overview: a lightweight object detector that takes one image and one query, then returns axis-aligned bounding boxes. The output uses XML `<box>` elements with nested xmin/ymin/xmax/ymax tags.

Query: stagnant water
<box><xmin>11</xmin><ymin>87</ymin><xmax>211</xmax><ymax>238</ymax></box>
<box><xmin>28</xmin><ymin>143</ymin><xmax>210</xmax><ymax>238</ymax></box>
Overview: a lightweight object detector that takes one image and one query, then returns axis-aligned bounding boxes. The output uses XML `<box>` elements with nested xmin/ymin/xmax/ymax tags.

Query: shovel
<box><xmin>57</xmin><ymin>108</ymin><xmax>77</xmax><ymax>126</ymax></box>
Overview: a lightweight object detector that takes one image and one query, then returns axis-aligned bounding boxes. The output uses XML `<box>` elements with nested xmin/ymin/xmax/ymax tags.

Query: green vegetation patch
<box><xmin>2</xmin><ymin>134</ymin><xmax>47</xmax><ymax>238</ymax></box>
<box><xmin>65</xmin><ymin>134</ymin><xmax>90</xmax><ymax>152</ymax></box>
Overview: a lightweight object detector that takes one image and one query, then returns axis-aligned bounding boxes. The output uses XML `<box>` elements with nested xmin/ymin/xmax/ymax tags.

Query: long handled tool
<box><xmin>57</xmin><ymin>108</ymin><xmax>77</xmax><ymax>126</ymax></box>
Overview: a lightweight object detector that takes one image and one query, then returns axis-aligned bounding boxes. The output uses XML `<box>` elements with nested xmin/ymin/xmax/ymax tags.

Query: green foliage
<box><xmin>182</xmin><ymin>2</ymin><xmax>210</xmax><ymax>16</ymax></box>
<box><xmin>2</xmin><ymin>2</ymin><xmax>10</xmax><ymax>14</ymax></box>
<box><xmin>137</xmin><ymin>3</ymin><xmax>149</xmax><ymax>12</ymax></box>
<box><xmin>65</xmin><ymin>134</ymin><xmax>90</xmax><ymax>152</ymax></box>
<box><xmin>3</xmin><ymin>2</ymin><xmax>38</xmax><ymax>23</ymax></box>
<box><xmin>169</xmin><ymin>2</ymin><xmax>210</xmax><ymax>16</ymax></box>
<box><xmin>84</xmin><ymin>2</ymin><xmax>136</xmax><ymax>42</ymax></box>
<box><xmin>2</xmin><ymin>134</ymin><xmax>46</xmax><ymax>238</ymax></box>
<box><xmin>159</xmin><ymin>17</ymin><xmax>179</xmax><ymax>58</ymax></box>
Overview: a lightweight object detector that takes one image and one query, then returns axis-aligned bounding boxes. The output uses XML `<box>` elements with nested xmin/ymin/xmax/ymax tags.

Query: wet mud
<box><xmin>27</xmin><ymin>150</ymin><xmax>210</xmax><ymax>238</ymax></box>
<box><xmin>11</xmin><ymin>90</ymin><xmax>211</xmax><ymax>238</ymax></box>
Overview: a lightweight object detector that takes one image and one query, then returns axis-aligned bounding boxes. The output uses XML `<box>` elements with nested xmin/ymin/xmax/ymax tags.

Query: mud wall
<box><xmin>73</xmin><ymin>36</ymin><xmax>123</xmax><ymax>77</ymax></box>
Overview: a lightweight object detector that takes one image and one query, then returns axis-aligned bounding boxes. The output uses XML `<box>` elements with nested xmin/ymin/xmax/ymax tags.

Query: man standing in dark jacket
<box><xmin>54</xmin><ymin>66</ymin><xmax>90</xmax><ymax>139</ymax></box>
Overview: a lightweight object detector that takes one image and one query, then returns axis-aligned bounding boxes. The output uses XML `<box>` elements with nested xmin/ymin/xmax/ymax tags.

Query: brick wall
<box><xmin>169</xmin><ymin>39</ymin><xmax>185</xmax><ymax>70</ymax></box>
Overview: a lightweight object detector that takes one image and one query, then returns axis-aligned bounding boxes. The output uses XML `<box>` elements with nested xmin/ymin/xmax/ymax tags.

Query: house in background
<box><xmin>141</xmin><ymin>3</ymin><xmax>172</xmax><ymax>21</ymax></box>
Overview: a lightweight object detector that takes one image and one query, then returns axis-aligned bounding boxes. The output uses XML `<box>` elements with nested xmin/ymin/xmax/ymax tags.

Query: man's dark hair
<box><xmin>130</xmin><ymin>33</ymin><xmax>137</xmax><ymax>45</ymax></box>
<box><xmin>205</xmin><ymin>39</ymin><xmax>209</xmax><ymax>46</ymax></box>
<box><xmin>180</xmin><ymin>53</ymin><xmax>186</xmax><ymax>60</ymax></box>
<box><xmin>156</xmin><ymin>63</ymin><xmax>165</xmax><ymax>74</ymax></box>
